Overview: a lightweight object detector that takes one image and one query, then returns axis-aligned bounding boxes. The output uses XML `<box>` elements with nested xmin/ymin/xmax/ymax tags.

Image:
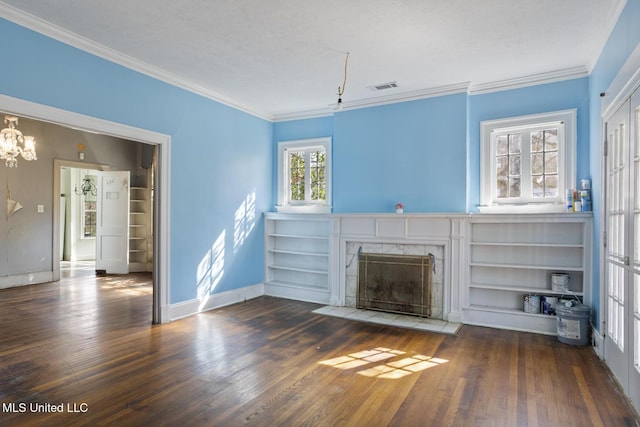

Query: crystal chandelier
<box><xmin>0</xmin><ymin>116</ymin><xmax>37</xmax><ymax>167</ymax></box>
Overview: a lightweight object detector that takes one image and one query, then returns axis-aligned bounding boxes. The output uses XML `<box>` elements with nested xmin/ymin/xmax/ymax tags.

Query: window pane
<box><xmin>532</xmin><ymin>175</ymin><xmax>544</xmax><ymax>198</ymax></box>
<box><xmin>509</xmin><ymin>177</ymin><xmax>520</xmax><ymax>197</ymax></box>
<box><xmin>545</xmin><ymin>175</ymin><xmax>558</xmax><ymax>197</ymax></box>
<box><xmin>545</xmin><ymin>151</ymin><xmax>558</xmax><ymax>174</ymax></box>
<box><xmin>531</xmin><ymin>131</ymin><xmax>543</xmax><ymax>152</ymax></box>
<box><xmin>309</xmin><ymin>150</ymin><xmax>326</xmax><ymax>201</ymax></box>
<box><xmin>496</xmin><ymin>177</ymin><xmax>508</xmax><ymax>198</ymax></box>
<box><xmin>509</xmin><ymin>134</ymin><xmax>521</xmax><ymax>154</ymax></box>
<box><xmin>545</xmin><ymin>129</ymin><xmax>558</xmax><ymax>151</ymax></box>
<box><xmin>531</xmin><ymin>153</ymin><xmax>543</xmax><ymax>174</ymax></box>
<box><xmin>84</xmin><ymin>212</ymin><xmax>96</xmax><ymax>237</ymax></box>
<box><xmin>496</xmin><ymin>136</ymin><xmax>508</xmax><ymax>155</ymax></box>
<box><xmin>496</xmin><ymin>156</ymin><xmax>508</xmax><ymax>177</ymax></box>
<box><xmin>509</xmin><ymin>155</ymin><xmax>520</xmax><ymax>176</ymax></box>
<box><xmin>289</xmin><ymin>152</ymin><xmax>305</xmax><ymax>200</ymax></box>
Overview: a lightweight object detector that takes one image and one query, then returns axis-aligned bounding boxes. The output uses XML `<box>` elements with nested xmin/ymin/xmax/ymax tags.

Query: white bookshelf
<box><xmin>128</xmin><ymin>185</ymin><xmax>152</xmax><ymax>272</ymax></box>
<box><xmin>264</xmin><ymin>213</ymin><xmax>331</xmax><ymax>304</ymax></box>
<box><xmin>464</xmin><ymin>214</ymin><xmax>592</xmax><ymax>335</ymax></box>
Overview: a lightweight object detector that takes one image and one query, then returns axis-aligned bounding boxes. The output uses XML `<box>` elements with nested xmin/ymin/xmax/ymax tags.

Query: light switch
<box><xmin>37</xmin><ymin>205</ymin><xmax>44</xmax><ymax>213</ymax></box>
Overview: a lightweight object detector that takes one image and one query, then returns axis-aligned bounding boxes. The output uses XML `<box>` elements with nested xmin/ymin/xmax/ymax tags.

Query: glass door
<box><xmin>604</xmin><ymin>89</ymin><xmax>640</xmax><ymax>410</ymax></box>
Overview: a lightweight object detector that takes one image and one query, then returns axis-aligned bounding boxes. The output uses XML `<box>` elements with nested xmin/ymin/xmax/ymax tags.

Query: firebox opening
<box><xmin>357</xmin><ymin>252</ymin><xmax>434</xmax><ymax>317</ymax></box>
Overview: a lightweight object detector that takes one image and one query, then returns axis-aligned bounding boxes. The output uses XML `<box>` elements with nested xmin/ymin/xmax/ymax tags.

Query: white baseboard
<box><xmin>591</xmin><ymin>325</ymin><xmax>604</xmax><ymax>359</ymax></box>
<box><xmin>0</xmin><ymin>271</ymin><xmax>54</xmax><ymax>289</ymax></box>
<box><xmin>169</xmin><ymin>283</ymin><xmax>265</xmax><ymax>321</ymax></box>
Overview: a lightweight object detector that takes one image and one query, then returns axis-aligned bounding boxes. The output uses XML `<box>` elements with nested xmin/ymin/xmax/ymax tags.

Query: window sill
<box><xmin>477</xmin><ymin>204</ymin><xmax>569</xmax><ymax>214</ymax></box>
<box><xmin>275</xmin><ymin>205</ymin><xmax>332</xmax><ymax>214</ymax></box>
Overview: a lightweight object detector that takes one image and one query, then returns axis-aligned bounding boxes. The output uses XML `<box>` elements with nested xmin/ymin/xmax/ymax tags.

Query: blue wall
<box><xmin>0</xmin><ymin>18</ymin><xmax>273</xmax><ymax>304</ymax></box>
<box><xmin>275</xmin><ymin>94</ymin><xmax>468</xmax><ymax>213</ymax></box>
<box><xmin>588</xmin><ymin>0</ymin><xmax>640</xmax><ymax>329</ymax></box>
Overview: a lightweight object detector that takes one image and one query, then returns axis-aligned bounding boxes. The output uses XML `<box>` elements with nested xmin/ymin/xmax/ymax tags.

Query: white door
<box><xmin>604</xmin><ymin>89</ymin><xmax>640</xmax><ymax>410</ymax></box>
<box><xmin>95</xmin><ymin>171</ymin><xmax>130</xmax><ymax>274</ymax></box>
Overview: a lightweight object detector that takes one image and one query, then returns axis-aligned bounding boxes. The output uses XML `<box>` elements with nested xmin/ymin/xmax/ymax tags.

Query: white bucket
<box><xmin>524</xmin><ymin>295</ymin><xmax>541</xmax><ymax>314</ymax></box>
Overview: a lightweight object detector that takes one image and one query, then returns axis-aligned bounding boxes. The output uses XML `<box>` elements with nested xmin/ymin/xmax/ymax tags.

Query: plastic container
<box><xmin>556</xmin><ymin>303</ymin><xmax>591</xmax><ymax>345</ymax></box>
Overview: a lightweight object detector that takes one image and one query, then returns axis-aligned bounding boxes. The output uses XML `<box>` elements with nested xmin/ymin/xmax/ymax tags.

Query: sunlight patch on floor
<box><xmin>319</xmin><ymin>347</ymin><xmax>448</xmax><ymax>379</ymax></box>
<box><xmin>101</xmin><ymin>277</ymin><xmax>152</xmax><ymax>296</ymax></box>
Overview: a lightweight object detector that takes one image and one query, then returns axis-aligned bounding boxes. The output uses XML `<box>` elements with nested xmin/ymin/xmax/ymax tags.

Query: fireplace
<box><xmin>357</xmin><ymin>252</ymin><xmax>435</xmax><ymax>317</ymax></box>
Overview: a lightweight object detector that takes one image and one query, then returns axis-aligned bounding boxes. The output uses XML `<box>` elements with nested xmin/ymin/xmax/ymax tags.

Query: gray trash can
<box><xmin>556</xmin><ymin>303</ymin><xmax>591</xmax><ymax>346</ymax></box>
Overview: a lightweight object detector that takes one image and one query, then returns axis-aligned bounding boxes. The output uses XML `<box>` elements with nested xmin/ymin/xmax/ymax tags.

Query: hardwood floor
<box><xmin>0</xmin><ymin>273</ymin><xmax>638</xmax><ymax>426</ymax></box>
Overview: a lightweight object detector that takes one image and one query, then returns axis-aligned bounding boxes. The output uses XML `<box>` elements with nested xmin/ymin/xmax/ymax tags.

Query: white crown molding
<box><xmin>273</xmin><ymin>82</ymin><xmax>470</xmax><ymax>122</ymax></box>
<box><xmin>0</xmin><ymin>2</ymin><xmax>273</xmax><ymax>122</ymax></box>
<box><xmin>469</xmin><ymin>67</ymin><xmax>589</xmax><ymax>95</ymax></box>
<box><xmin>273</xmin><ymin>108</ymin><xmax>334</xmax><ymax>123</ymax></box>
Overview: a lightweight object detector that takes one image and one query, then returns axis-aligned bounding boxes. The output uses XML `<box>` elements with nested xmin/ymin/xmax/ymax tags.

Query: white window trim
<box><xmin>479</xmin><ymin>109</ymin><xmax>576</xmax><ymax>213</ymax></box>
<box><xmin>276</xmin><ymin>137</ymin><xmax>332</xmax><ymax>213</ymax></box>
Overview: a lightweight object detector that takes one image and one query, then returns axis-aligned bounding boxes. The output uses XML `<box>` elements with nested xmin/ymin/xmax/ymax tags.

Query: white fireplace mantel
<box><xmin>264</xmin><ymin>213</ymin><xmax>469</xmax><ymax>323</ymax></box>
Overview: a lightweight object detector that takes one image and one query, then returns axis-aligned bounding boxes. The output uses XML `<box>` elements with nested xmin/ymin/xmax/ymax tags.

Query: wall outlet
<box><xmin>37</xmin><ymin>205</ymin><xmax>44</xmax><ymax>213</ymax></box>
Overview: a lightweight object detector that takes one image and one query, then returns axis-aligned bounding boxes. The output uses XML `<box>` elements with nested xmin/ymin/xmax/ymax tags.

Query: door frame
<box><xmin>56</xmin><ymin>162</ymin><xmax>109</xmax><ymax>265</ymax></box>
<box><xmin>0</xmin><ymin>94</ymin><xmax>171</xmax><ymax>324</ymax></box>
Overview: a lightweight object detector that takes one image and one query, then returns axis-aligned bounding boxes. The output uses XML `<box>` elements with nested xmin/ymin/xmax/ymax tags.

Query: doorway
<box><xmin>60</xmin><ymin>165</ymin><xmax>103</xmax><ymax>271</ymax></box>
<box><xmin>0</xmin><ymin>93</ymin><xmax>171</xmax><ymax>324</ymax></box>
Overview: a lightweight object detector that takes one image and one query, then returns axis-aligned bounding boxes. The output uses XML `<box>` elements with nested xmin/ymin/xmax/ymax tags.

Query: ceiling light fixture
<box><xmin>75</xmin><ymin>176</ymin><xmax>97</xmax><ymax>197</ymax></box>
<box><xmin>336</xmin><ymin>52</ymin><xmax>350</xmax><ymax>110</ymax></box>
<box><xmin>0</xmin><ymin>116</ymin><xmax>37</xmax><ymax>168</ymax></box>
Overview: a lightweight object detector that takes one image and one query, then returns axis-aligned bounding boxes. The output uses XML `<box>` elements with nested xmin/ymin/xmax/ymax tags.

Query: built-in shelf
<box><xmin>264</xmin><ymin>213</ymin><xmax>332</xmax><ymax>304</ymax></box>
<box><xmin>464</xmin><ymin>214</ymin><xmax>592</xmax><ymax>335</ymax></box>
<box><xmin>128</xmin><ymin>183</ymin><xmax>153</xmax><ymax>273</ymax></box>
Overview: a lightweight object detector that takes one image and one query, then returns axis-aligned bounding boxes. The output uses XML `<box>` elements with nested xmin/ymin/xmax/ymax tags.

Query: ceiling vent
<box><xmin>369</xmin><ymin>81</ymin><xmax>399</xmax><ymax>91</ymax></box>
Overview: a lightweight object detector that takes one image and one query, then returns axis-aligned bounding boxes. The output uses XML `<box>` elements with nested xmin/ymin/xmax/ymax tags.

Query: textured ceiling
<box><xmin>0</xmin><ymin>0</ymin><xmax>625</xmax><ymax>119</ymax></box>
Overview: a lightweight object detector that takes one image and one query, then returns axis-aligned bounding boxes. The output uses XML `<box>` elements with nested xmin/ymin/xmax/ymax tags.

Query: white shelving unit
<box><xmin>464</xmin><ymin>213</ymin><xmax>592</xmax><ymax>335</ymax></box>
<box><xmin>264</xmin><ymin>213</ymin><xmax>331</xmax><ymax>304</ymax></box>
<box><xmin>128</xmin><ymin>185</ymin><xmax>152</xmax><ymax>272</ymax></box>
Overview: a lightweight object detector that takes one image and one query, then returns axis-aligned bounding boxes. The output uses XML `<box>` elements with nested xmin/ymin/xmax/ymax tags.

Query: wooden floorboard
<box><xmin>0</xmin><ymin>273</ymin><xmax>638</xmax><ymax>426</ymax></box>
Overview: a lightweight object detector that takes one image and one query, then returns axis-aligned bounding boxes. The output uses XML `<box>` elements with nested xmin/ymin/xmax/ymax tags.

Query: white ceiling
<box><xmin>0</xmin><ymin>0</ymin><xmax>625</xmax><ymax>120</ymax></box>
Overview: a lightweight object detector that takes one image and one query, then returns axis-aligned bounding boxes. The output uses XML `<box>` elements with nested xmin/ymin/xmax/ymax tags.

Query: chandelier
<box><xmin>75</xmin><ymin>176</ymin><xmax>97</xmax><ymax>196</ymax></box>
<box><xmin>0</xmin><ymin>116</ymin><xmax>37</xmax><ymax>168</ymax></box>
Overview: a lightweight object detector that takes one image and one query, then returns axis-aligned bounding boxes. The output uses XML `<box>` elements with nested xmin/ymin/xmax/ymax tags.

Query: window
<box><xmin>81</xmin><ymin>174</ymin><xmax>97</xmax><ymax>238</ymax></box>
<box><xmin>277</xmin><ymin>137</ymin><xmax>332</xmax><ymax>213</ymax></box>
<box><xmin>480</xmin><ymin>110</ymin><xmax>576</xmax><ymax>212</ymax></box>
